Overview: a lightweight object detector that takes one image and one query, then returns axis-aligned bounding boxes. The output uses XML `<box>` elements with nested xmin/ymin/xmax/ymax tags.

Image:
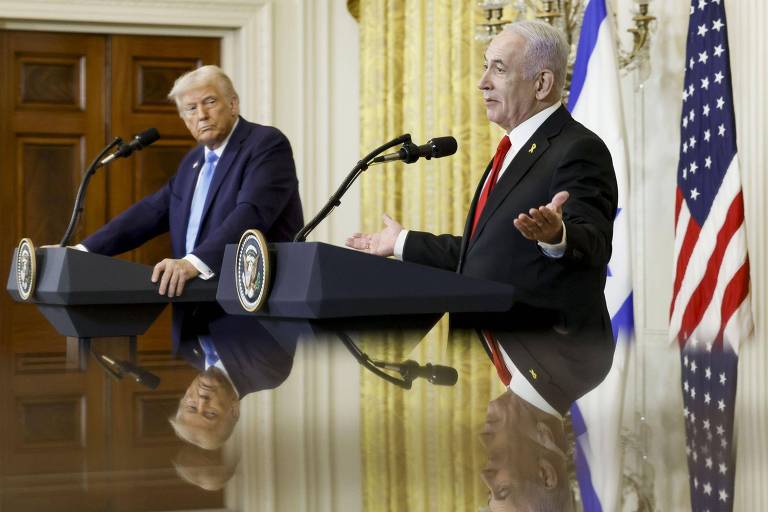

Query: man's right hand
<box><xmin>345</xmin><ymin>214</ymin><xmax>403</xmax><ymax>257</ymax></box>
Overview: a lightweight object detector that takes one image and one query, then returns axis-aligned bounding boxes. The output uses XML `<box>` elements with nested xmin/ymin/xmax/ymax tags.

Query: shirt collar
<box><xmin>203</xmin><ymin>117</ymin><xmax>240</xmax><ymax>160</ymax></box>
<box><xmin>507</xmin><ymin>102</ymin><xmax>561</xmax><ymax>151</ymax></box>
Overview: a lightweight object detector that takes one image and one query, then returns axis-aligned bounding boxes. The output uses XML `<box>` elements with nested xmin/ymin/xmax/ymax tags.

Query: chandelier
<box><xmin>476</xmin><ymin>0</ymin><xmax>656</xmax><ymax>74</ymax></box>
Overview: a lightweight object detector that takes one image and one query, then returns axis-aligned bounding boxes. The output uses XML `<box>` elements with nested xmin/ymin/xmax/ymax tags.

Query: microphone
<box><xmin>375</xmin><ymin>359</ymin><xmax>459</xmax><ymax>386</ymax></box>
<box><xmin>100</xmin><ymin>127</ymin><xmax>160</xmax><ymax>166</ymax></box>
<box><xmin>372</xmin><ymin>136</ymin><xmax>457</xmax><ymax>164</ymax></box>
<box><xmin>97</xmin><ymin>354</ymin><xmax>161</xmax><ymax>390</ymax></box>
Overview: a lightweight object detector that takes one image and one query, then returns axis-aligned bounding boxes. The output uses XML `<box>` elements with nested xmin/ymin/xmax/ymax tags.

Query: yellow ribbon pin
<box><xmin>528</xmin><ymin>142</ymin><xmax>537</xmax><ymax>154</ymax></box>
<box><xmin>529</xmin><ymin>368</ymin><xmax>538</xmax><ymax>380</ymax></box>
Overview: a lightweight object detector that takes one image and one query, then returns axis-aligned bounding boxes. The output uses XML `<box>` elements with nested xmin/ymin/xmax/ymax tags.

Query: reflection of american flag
<box><xmin>670</xmin><ymin>1</ymin><xmax>753</xmax><ymax>510</ymax></box>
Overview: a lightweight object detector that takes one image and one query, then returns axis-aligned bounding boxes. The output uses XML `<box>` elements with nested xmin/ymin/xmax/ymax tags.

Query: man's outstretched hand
<box><xmin>152</xmin><ymin>258</ymin><xmax>200</xmax><ymax>298</ymax></box>
<box><xmin>345</xmin><ymin>214</ymin><xmax>403</xmax><ymax>257</ymax></box>
<box><xmin>513</xmin><ymin>191</ymin><xmax>569</xmax><ymax>244</ymax></box>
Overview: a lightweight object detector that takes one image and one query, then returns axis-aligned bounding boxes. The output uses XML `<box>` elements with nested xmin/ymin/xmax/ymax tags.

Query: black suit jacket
<box><xmin>404</xmin><ymin>106</ymin><xmax>618</xmax><ymax>414</ymax></box>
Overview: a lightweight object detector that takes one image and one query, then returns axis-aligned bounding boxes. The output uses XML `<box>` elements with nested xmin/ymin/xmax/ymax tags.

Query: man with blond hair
<box><xmin>171</xmin><ymin>314</ymin><xmax>296</xmax><ymax>450</ymax></box>
<box><xmin>79</xmin><ymin>65</ymin><xmax>303</xmax><ymax>345</ymax></box>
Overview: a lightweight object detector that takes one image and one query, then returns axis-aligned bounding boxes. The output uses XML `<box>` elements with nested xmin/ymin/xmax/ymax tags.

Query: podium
<box><xmin>8</xmin><ymin>243</ymin><xmax>516</xmax><ymax>329</ymax></box>
<box><xmin>7</xmin><ymin>242</ymin><xmax>515</xmax><ymax>387</ymax></box>
<box><xmin>217</xmin><ymin>242</ymin><xmax>516</xmax><ymax>318</ymax></box>
<box><xmin>7</xmin><ymin>247</ymin><xmax>218</xmax><ymax>377</ymax></box>
<box><xmin>7</xmin><ymin>247</ymin><xmax>218</xmax><ymax>338</ymax></box>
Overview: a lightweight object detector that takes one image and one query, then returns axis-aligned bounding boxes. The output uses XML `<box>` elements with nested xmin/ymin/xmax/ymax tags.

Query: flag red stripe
<box><xmin>670</xmin><ymin>207</ymin><xmax>701</xmax><ymax>319</ymax></box>
<box><xmin>714</xmin><ymin>258</ymin><xmax>751</xmax><ymax>350</ymax></box>
<box><xmin>676</xmin><ymin>192</ymin><xmax>745</xmax><ymax>344</ymax></box>
<box><xmin>674</xmin><ymin>187</ymin><xmax>683</xmax><ymax>228</ymax></box>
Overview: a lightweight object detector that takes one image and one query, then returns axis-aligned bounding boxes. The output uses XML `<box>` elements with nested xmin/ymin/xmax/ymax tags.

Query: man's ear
<box><xmin>535</xmin><ymin>69</ymin><xmax>555</xmax><ymax>100</ymax></box>
<box><xmin>231</xmin><ymin>400</ymin><xmax>241</xmax><ymax>419</ymax></box>
<box><xmin>230</xmin><ymin>95</ymin><xmax>240</xmax><ymax>116</ymax></box>
<box><xmin>538</xmin><ymin>458</ymin><xmax>558</xmax><ymax>489</ymax></box>
<box><xmin>536</xmin><ymin>421</ymin><xmax>556</xmax><ymax>449</ymax></box>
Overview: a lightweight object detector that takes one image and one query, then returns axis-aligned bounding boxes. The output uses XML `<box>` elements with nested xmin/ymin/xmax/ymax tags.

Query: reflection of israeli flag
<box><xmin>567</xmin><ymin>1</ymin><xmax>634</xmax><ymax>511</ymax></box>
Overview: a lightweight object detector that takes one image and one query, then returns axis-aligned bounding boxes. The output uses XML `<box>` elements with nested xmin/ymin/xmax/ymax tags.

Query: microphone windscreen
<box><xmin>429</xmin><ymin>136</ymin><xmax>458</xmax><ymax>158</ymax></box>
<box><xmin>136</xmin><ymin>127</ymin><xmax>161</xmax><ymax>148</ymax></box>
<box><xmin>428</xmin><ymin>364</ymin><xmax>459</xmax><ymax>386</ymax></box>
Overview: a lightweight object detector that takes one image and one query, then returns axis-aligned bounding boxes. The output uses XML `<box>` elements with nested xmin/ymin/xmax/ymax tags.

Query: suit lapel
<box><xmin>458</xmin><ymin>159</ymin><xmax>492</xmax><ymax>272</ymax></box>
<box><xmin>463</xmin><ymin>106</ymin><xmax>572</xmax><ymax>255</ymax></box>
<box><xmin>468</xmin><ymin>136</ymin><xmax>551</xmax><ymax>244</ymax></box>
<box><xmin>198</xmin><ymin>118</ymin><xmax>250</xmax><ymax>231</ymax></box>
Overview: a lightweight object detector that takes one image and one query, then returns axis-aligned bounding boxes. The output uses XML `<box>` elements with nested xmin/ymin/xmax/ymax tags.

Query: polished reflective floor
<box><xmin>0</xmin><ymin>310</ymin><xmax>580</xmax><ymax>511</ymax></box>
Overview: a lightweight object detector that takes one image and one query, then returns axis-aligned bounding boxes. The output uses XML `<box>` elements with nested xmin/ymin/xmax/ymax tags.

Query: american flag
<box><xmin>669</xmin><ymin>1</ymin><xmax>753</xmax><ymax>511</ymax></box>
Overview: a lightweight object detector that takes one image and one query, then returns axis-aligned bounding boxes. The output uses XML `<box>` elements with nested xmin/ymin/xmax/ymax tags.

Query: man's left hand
<box><xmin>152</xmin><ymin>258</ymin><xmax>200</xmax><ymax>297</ymax></box>
<box><xmin>513</xmin><ymin>191</ymin><xmax>569</xmax><ymax>244</ymax></box>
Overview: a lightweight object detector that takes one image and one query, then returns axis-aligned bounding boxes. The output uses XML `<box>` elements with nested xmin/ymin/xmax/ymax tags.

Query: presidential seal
<box><xmin>16</xmin><ymin>238</ymin><xmax>37</xmax><ymax>301</ymax></box>
<box><xmin>235</xmin><ymin>229</ymin><xmax>271</xmax><ymax>312</ymax></box>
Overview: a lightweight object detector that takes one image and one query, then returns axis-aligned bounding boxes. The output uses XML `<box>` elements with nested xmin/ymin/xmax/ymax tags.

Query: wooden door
<box><xmin>0</xmin><ymin>30</ymin><xmax>110</xmax><ymax>512</ymax></box>
<box><xmin>0</xmin><ymin>30</ymin><xmax>225</xmax><ymax>511</ymax></box>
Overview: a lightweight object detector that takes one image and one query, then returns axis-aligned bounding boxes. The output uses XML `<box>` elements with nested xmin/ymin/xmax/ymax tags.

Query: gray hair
<box><xmin>167</xmin><ymin>65</ymin><xmax>238</xmax><ymax>111</ymax></box>
<box><xmin>504</xmin><ymin>20</ymin><xmax>569</xmax><ymax>95</ymax></box>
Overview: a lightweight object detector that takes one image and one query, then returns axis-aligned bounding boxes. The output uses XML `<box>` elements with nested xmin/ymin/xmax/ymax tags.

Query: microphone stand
<box><xmin>94</xmin><ymin>353</ymin><xmax>161</xmax><ymax>390</ymax></box>
<box><xmin>293</xmin><ymin>133</ymin><xmax>413</xmax><ymax>242</ymax></box>
<box><xmin>339</xmin><ymin>332</ymin><xmax>413</xmax><ymax>389</ymax></box>
<box><xmin>59</xmin><ymin>137</ymin><xmax>123</xmax><ymax>247</ymax></box>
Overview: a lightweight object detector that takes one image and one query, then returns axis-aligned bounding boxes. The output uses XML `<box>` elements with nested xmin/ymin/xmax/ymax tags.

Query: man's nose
<box><xmin>480</xmin><ymin>468</ymin><xmax>498</xmax><ymax>488</ymax></box>
<box><xmin>478</xmin><ymin>69</ymin><xmax>491</xmax><ymax>90</ymax></box>
<box><xmin>196</xmin><ymin>393</ymin><xmax>211</xmax><ymax>407</ymax></box>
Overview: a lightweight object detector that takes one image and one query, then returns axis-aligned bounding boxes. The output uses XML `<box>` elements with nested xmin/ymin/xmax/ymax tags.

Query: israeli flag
<box><xmin>567</xmin><ymin>1</ymin><xmax>634</xmax><ymax>511</ymax></box>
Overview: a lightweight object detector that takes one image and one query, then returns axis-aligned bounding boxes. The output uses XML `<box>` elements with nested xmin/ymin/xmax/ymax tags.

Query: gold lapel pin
<box><xmin>528</xmin><ymin>143</ymin><xmax>537</xmax><ymax>154</ymax></box>
<box><xmin>529</xmin><ymin>368</ymin><xmax>538</xmax><ymax>380</ymax></box>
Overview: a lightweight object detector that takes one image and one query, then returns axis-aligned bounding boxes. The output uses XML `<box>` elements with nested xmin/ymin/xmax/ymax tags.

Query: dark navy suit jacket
<box><xmin>81</xmin><ymin>118</ymin><xmax>304</xmax><ymax>346</ymax></box>
<box><xmin>179</xmin><ymin>316</ymin><xmax>297</xmax><ymax>397</ymax></box>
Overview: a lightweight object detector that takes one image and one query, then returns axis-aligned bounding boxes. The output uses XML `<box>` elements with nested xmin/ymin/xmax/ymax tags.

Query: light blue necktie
<box><xmin>185</xmin><ymin>151</ymin><xmax>220</xmax><ymax>253</ymax></box>
<box><xmin>199</xmin><ymin>336</ymin><xmax>220</xmax><ymax>369</ymax></box>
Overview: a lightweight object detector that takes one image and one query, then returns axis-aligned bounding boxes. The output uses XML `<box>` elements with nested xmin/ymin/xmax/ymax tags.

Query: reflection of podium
<box><xmin>7</xmin><ymin>247</ymin><xmax>218</xmax><ymax>375</ymax></box>
<box><xmin>217</xmin><ymin>242</ymin><xmax>516</xmax><ymax>318</ymax></box>
<box><xmin>7</xmin><ymin>247</ymin><xmax>217</xmax><ymax>338</ymax></box>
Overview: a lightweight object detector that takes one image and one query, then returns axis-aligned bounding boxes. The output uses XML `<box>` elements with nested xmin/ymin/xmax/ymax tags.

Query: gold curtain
<box><xmin>351</xmin><ymin>1</ymin><xmax>519</xmax><ymax>510</ymax></box>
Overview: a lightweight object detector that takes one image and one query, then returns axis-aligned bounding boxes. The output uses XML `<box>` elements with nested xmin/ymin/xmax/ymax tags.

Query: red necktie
<box><xmin>470</xmin><ymin>135</ymin><xmax>512</xmax><ymax>238</ymax></box>
<box><xmin>482</xmin><ymin>330</ymin><xmax>511</xmax><ymax>386</ymax></box>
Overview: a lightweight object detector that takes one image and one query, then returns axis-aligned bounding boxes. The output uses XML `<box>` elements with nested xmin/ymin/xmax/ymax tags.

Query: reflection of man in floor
<box><xmin>172</xmin><ymin>443</ymin><xmax>238</xmax><ymax>491</ymax></box>
<box><xmin>480</xmin><ymin>390</ymin><xmax>573</xmax><ymax>512</ymax></box>
<box><xmin>170</xmin><ymin>316</ymin><xmax>296</xmax><ymax>450</ymax></box>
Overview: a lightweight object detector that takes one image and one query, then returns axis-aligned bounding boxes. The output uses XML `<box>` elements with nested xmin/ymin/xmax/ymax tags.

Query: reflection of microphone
<box><xmin>372</xmin><ymin>136</ymin><xmax>458</xmax><ymax>164</ymax></box>
<box><xmin>97</xmin><ymin>354</ymin><xmax>161</xmax><ymax>390</ymax></box>
<box><xmin>100</xmin><ymin>128</ymin><xmax>160</xmax><ymax>166</ymax></box>
<box><xmin>374</xmin><ymin>359</ymin><xmax>458</xmax><ymax>386</ymax></box>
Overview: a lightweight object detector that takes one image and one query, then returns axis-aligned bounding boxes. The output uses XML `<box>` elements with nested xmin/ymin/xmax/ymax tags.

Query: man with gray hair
<box><xmin>348</xmin><ymin>21</ymin><xmax>618</xmax><ymax>417</ymax></box>
<box><xmin>79</xmin><ymin>65</ymin><xmax>303</xmax><ymax>344</ymax></box>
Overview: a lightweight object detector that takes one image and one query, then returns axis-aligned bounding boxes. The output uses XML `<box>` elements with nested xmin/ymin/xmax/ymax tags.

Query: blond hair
<box><xmin>167</xmin><ymin>65</ymin><xmax>238</xmax><ymax>111</ymax></box>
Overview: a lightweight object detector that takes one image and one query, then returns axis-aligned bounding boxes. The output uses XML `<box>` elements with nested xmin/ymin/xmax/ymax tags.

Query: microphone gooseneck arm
<box><xmin>293</xmin><ymin>133</ymin><xmax>413</xmax><ymax>242</ymax></box>
<box><xmin>340</xmin><ymin>333</ymin><xmax>458</xmax><ymax>389</ymax></box>
<box><xmin>340</xmin><ymin>333</ymin><xmax>414</xmax><ymax>389</ymax></box>
<box><xmin>59</xmin><ymin>137</ymin><xmax>123</xmax><ymax>247</ymax></box>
